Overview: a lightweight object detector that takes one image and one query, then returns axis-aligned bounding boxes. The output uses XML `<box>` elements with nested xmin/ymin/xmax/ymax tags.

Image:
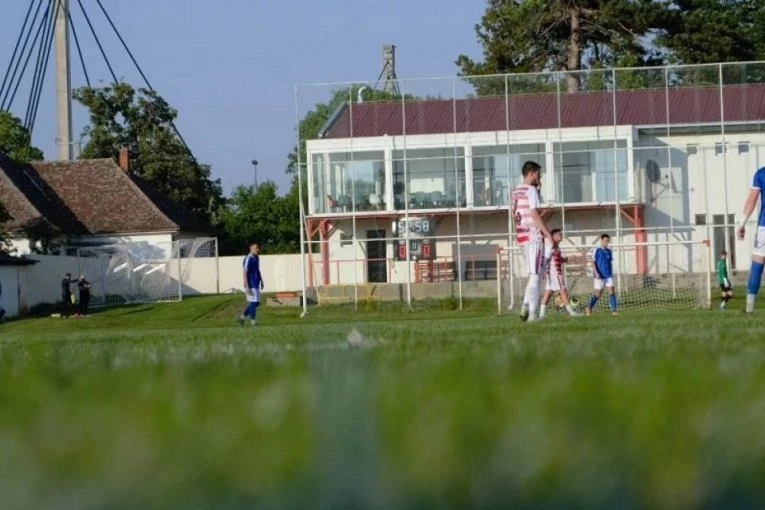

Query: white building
<box><xmin>304</xmin><ymin>63</ymin><xmax>765</xmax><ymax>286</ymax></box>
<box><xmin>0</xmin><ymin>151</ymin><xmax>210</xmax><ymax>257</ymax></box>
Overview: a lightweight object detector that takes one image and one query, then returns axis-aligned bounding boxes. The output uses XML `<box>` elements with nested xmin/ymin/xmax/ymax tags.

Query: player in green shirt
<box><xmin>717</xmin><ymin>250</ymin><xmax>733</xmax><ymax>310</ymax></box>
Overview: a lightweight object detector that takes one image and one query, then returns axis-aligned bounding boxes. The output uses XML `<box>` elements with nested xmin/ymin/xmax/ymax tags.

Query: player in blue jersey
<box><xmin>587</xmin><ymin>233</ymin><xmax>618</xmax><ymax>315</ymax></box>
<box><xmin>238</xmin><ymin>243</ymin><xmax>264</xmax><ymax>326</ymax></box>
<box><xmin>737</xmin><ymin>167</ymin><xmax>765</xmax><ymax>313</ymax></box>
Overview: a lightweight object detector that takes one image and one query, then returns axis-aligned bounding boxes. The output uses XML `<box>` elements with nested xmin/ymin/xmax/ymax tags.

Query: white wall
<box><xmin>24</xmin><ymin>255</ymin><xmax>80</xmax><ymax>308</ymax></box>
<box><xmin>186</xmin><ymin>254</ymin><xmax>309</xmax><ymax>296</ymax></box>
<box><xmin>0</xmin><ymin>266</ymin><xmax>26</xmax><ymax>317</ymax></box>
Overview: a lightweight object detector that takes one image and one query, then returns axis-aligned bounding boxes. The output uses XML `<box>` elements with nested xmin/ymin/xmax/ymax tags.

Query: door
<box><xmin>366</xmin><ymin>230</ymin><xmax>387</xmax><ymax>283</ymax></box>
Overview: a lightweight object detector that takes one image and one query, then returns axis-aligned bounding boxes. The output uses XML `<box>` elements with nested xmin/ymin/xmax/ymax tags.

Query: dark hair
<box><xmin>550</xmin><ymin>228</ymin><xmax>562</xmax><ymax>236</ymax></box>
<box><xmin>521</xmin><ymin>161</ymin><xmax>541</xmax><ymax>177</ymax></box>
<box><xmin>600</xmin><ymin>233</ymin><xmax>611</xmax><ymax>240</ymax></box>
<box><xmin>721</xmin><ymin>250</ymin><xmax>727</xmax><ymax>256</ymax></box>
<box><xmin>65</xmin><ymin>273</ymin><xmax>71</xmax><ymax>277</ymax></box>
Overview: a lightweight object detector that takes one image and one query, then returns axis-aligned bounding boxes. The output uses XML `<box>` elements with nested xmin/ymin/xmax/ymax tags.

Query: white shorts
<box><xmin>246</xmin><ymin>288</ymin><xmax>261</xmax><ymax>303</ymax></box>
<box><xmin>593</xmin><ymin>277</ymin><xmax>614</xmax><ymax>291</ymax></box>
<box><xmin>546</xmin><ymin>273</ymin><xmax>567</xmax><ymax>292</ymax></box>
<box><xmin>754</xmin><ymin>226</ymin><xmax>765</xmax><ymax>257</ymax></box>
<box><xmin>521</xmin><ymin>241</ymin><xmax>545</xmax><ymax>276</ymax></box>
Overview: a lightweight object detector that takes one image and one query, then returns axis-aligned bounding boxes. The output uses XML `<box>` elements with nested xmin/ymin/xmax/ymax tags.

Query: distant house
<box><xmin>0</xmin><ymin>151</ymin><xmax>210</xmax><ymax>255</ymax></box>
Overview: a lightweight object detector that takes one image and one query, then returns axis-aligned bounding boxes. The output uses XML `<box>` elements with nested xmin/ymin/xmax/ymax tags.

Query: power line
<box><xmin>68</xmin><ymin>6</ymin><xmax>90</xmax><ymax>87</ymax></box>
<box><xmin>1</xmin><ymin>0</ymin><xmax>52</xmax><ymax>111</ymax></box>
<box><xmin>25</xmin><ymin>0</ymin><xmax>56</xmax><ymax>128</ymax></box>
<box><xmin>75</xmin><ymin>0</ymin><xmax>117</xmax><ymax>83</ymax></box>
<box><xmin>0</xmin><ymin>0</ymin><xmax>47</xmax><ymax>109</ymax></box>
<box><xmin>28</xmin><ymin>0</ymin><xmax>61</xmax><ymax>131</ymax></box>
<box><xmin>0</xmin><ymin>0</ymin><xmax>39</xmax><ymax>104</ymax></box>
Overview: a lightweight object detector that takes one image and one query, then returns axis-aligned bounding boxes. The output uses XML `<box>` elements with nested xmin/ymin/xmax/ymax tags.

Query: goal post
<box><xmin>497</xmin><ymin>240</ymin><xmax>712</xmax><ymax>315</ymax></box>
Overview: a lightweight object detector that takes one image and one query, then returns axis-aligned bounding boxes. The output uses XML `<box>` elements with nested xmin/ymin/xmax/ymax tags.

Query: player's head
<box><xmin>65</xmin><ymin>273</ymin><xmax>71</xmax><ymax>279</ymax></box>
<box><xmin>249</xmin><ymin>243</ymin><xmax>260</xmax><ymax>255</ymax></box>
<box><xmin>521</xmin><ymin>161</ymin><xmax>542</xmax><ymax>186</ymax></box>
<box><xmin>600</xmin><ymin>233</ymin><xmax>611</xmax><ymax>247</ymax></box>
<box><xmin>550</xmin><ymin>228</ymin><xmax>562</xmax><ymax>243</ymax></box>
<box><xmin>720</xmin><ymin>249</ymin><xmax>727</xmax><ymax>258</ymax></box>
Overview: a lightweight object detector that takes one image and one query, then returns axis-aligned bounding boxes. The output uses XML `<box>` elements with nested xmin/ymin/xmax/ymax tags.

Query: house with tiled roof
<box><xmin>304</xmin><ymin>63</ymin><xmax>765</xmax><ymax>286</ymax></box>
<box><xmin>0</xmin><ymin>150</ymin><xmax>210</xmax><ymax>255</ymax></box>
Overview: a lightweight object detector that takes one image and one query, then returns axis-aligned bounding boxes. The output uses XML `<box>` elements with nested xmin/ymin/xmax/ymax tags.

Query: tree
<box><xmin>0</xmin><ymin>110</ymin><xmax>43</xmax><ymax>162</ymax></box>
<box><xmin>217</xmin><ymin>181</ymin><xmax>300</xmax><ymax>255</ymax></box>
<box><xmin>456</xmin><ymin>0</ymin><xmax>667</xmax><ymax>94</ymax></box>
<box><xmin>656</xmin><ymin>0</ymin><xmax>765</xmax><ymax>66</ymax></box>
<box><xmin>73</xmin><ymin>83</ymin><xmax>223</xmax><ymax>222</ymax></box>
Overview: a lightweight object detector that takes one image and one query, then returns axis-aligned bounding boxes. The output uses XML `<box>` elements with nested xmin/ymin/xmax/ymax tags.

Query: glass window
<box><xmin>393</xmin><ymin>148</ymin><xmax>465</xmax><ymax>210</ymax></box>
<box><xmin>328</xmin><ymin>151</ymin><xmax>385</xmax><ymax>212</ymax></box>
<box><xmin>554</xmin><ymin>140</ymin><xmax>629</xmax><ymax>204</ymax></box>
<box><xmin>311</xmin><ymin>153</ymin><xmax>328</xmax><ymax>214</ymax></box>
<box><xmin>472</xmin><ymin>144</ymin><xmax>545</xmax><ymax>207</ymax></box>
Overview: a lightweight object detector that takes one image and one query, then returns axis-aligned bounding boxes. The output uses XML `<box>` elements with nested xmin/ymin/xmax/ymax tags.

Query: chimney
<box><xmin>118</xmin><ymin>147</ymin><xmax>130</xmax><ymax>173</ymax></box>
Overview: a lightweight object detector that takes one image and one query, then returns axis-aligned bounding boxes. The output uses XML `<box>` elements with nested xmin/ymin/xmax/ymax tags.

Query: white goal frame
<box><xmin>496</xmin><ymin>240</ymin><xmax>713</xmax><ymax>315</ymax></box>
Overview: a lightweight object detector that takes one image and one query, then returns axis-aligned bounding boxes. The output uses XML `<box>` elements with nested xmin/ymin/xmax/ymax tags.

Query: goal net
<box><xmin>497</xmin><ymin>240</ymin><xmax>712</xmax><ymax>315</ymax></box>
<box><xmin>74</xmin><ymin>237</ymin><xmax>219</xmax><ymax>308</ymax></box>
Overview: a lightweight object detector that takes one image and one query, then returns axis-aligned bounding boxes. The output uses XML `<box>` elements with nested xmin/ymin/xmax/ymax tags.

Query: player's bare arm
<box><xmin>243</xmin><ymin>269</ymin><xmax>251</xmax><ymax>295</ymax></box>
<box><xmin>529</xmin><ymin>208</ymin><xmax>551</xmax><ymax>238</ymax></box>
<box><xmin>738</xmin><ymin>189</ymin><xmax>761</xmax><ymax>241</ymax></box>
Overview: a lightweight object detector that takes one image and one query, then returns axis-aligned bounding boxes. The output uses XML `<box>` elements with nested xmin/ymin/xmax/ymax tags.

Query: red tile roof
<box><xmin>0</xmin><ymin>154</ymin><xmax>209</xmax><ymax>236</ymax></box>
<box><xmin>322</xmin><ymin>85</ymin><xmax>765</xmax><ymax>139</ymax></box>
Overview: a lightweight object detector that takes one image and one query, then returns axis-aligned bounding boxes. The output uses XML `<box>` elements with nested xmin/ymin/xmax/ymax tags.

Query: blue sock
<box><xmin>251</xmin><ymin>303</ymin><xmax>260</xmax><ymax>321</ymax></box>
<box><xmin>748</xmin><ymin>261</ymin><xmax>765</xmax><ymax>296</ymax></box>
<box><xmin>244</xmin><ymin>302</ymin><xmax>257</xmax><ymax>319</ymax></box>
<box><xmin>609</xmin><ymin>294</ymin><xmax>617</xmax><ymax>312</ymax></box>
<box><xmin>589</xmin><ymin>295</ymin><xmax>599</xmax><ymax>310</ymax></box>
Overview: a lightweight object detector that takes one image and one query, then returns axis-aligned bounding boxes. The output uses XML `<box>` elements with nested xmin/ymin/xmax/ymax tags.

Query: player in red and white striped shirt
<box><xmin>511</xmin><ymin>161</ymin><xmax>551</xmax><ymax>322</ymax></box>
<box><xmin>539</xmin><ymin>229</ymin><xmax>582</xmax><ymax>319</ymax></box>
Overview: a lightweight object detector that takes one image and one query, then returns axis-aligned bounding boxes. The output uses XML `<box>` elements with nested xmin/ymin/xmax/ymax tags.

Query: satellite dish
<box><xmin>646</xmin><ymin>160</ymin><xmax>661</xmax><ymax>184</ymax></box>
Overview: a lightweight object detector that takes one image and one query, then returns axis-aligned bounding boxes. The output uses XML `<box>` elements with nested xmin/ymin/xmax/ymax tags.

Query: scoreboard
<box><xmin>393</xmin><ymin>217</ymin><xmax>436</xmax><ymax>261</ymax></box>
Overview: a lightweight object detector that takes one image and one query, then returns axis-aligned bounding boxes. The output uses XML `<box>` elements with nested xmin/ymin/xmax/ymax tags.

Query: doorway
<box><xmin>366</xmin><ymin>230</ymin><xmax>387</xmax><ymax>283</ymax></box>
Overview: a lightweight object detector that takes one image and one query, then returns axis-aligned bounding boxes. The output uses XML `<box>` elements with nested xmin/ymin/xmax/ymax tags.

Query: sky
<box><xmin>0</xmin><ymin>0</ymin><xmax>485</xmax><ymax>195</ymax></box>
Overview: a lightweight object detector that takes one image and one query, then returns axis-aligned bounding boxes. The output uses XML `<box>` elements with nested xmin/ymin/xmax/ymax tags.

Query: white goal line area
<box><xmin>496</xmin><ymin>240</ymin><xmax>713</xmax><ymax>314</ymax></box>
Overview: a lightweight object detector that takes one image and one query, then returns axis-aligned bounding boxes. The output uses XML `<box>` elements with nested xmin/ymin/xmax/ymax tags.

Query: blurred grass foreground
<box><xmin>1</xmin><ymin>295</ymin><xmax>765</xmax><ymax>509</ymax></box>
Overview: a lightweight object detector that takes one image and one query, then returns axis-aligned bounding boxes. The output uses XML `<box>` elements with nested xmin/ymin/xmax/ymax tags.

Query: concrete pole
<box><xmin>55</xmin><ymin>0</ymin><xmax>72</xmax><ymax>161</ymax></box>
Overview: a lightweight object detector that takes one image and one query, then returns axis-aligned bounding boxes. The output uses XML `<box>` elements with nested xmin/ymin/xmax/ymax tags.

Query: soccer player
<box><xmin>737</xmin><ymin>166</ymin><xmax>765</xmax><ymax>313</ymax></box>
<box><xmin>238</xmin><ymin>243</ymin><xmax>264</xmax><ymax>326</ymax></box>
<box><xmin>587</xmin><ymin>233</ymin><xmax>618</xmax><ymax>315</ymax></box>
<box><xmin>539</xmin><ymin>229</ymin><xmax>582</xmax><ymax>319</ymax></box>
<box><xmin>511</xmin><ymin>161</ymin><xmax>551</xmax><ymax>322</ymax></box>
<box><xmin>717</xmin><ymin>250</ymin><xmax>733</xmax><ymax>310</ymax></box>
<box><xmin>61</xmin><ymin>273</ymin><xmax>74</xmax><ymax>317</ymax></box>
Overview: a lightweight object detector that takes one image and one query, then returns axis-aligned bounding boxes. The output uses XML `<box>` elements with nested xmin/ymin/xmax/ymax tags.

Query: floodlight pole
<box><xmin>54</xmin><ymin>0</ymin><xmax>73</xmax><ymax>161</ymax></box>
<box><xmin>295</xmin><ymin>85</ymin><xmax>309</xmax><ymax>318</ymax></box>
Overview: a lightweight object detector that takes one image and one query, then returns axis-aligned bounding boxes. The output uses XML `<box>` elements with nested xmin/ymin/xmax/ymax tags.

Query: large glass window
<box><xmin>393</xmin><ymin>148</ymin><xmax>465</xmax><ymax>210</ymax></box>
<box><xmin>472</xmin><ymin>144</ymin><xmax>545</xmax><ymax>207</ymax></box>
<box><xmin>554</xmin><ymin>140</ymin><xmax>629</xmax><ymax>204</ymax></box>
<box><xmin>326</xmin><ymin>151</ymin><xmax>385</xmax><ymax>213</ymax></box>
<box><xmin>311</xmin><ymin>153</ymin><xmax>328</xmax><ymax>214</ymax></box>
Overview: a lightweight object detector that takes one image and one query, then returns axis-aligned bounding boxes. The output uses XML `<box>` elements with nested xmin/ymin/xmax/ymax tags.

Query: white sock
<box><xmin>539</xmin><ymin>305</ymin><xmax>547</xmax><ymax>318</ymax></box>
<box><xmin>566</xmin><ymin>304</ymin><xmax>575</xmax><ymax>314</ymax></box>
<box><xmin>746</xmin><ymin>294</ymin><xmax>756</xmax><ymax>312</ymax></box>
<box><xmin>527</xmin><ymin>275</ymin><xmax>540</xmax><ymax>319</ymax></box>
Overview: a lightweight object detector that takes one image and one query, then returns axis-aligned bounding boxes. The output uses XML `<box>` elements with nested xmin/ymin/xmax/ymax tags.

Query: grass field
<box><xmin>2</xmin><ymin>296</ymin><xmax>765</xmax><ymax>509</ymax></box>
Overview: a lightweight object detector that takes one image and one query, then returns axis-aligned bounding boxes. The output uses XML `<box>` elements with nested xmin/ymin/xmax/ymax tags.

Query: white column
<box><xmin>464</xmin><ymin>144</ymin><xmax>474</xmax><ymax>208</ymax></box>
<box><xmin>384</xmin><ymin>141</ymin><xmax>394</xmax><ymax>211</ymax></box>
<box><xmin>55</xmin><ymin>0</ymin><xmax>72</xmax><ymax>161</ymax></box>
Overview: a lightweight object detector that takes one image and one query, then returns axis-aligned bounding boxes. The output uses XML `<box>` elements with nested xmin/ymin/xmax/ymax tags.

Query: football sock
<box><xmin>609</xmin><ymin>294</ymin><xmax>617</xmax><ymax>312</ymax></box>
<box><xmin>589</xmin><ymin>295</ymin><xmax>599</xmax><ymax>310</ymax></box>
<box><xmin>526</xmin><ymin>275</ymin><xmax>540</xmax><ymax>318</ymax></box>
<box><xmin>747</xmin><ymin>261</ymin><xmax>764</xmax><ymax>296</ymax></box>
<box><xmin>539</xmin><ymin>305</ymin><xmax>547</xmax><ymax>318</ymax></box>
<box><xmin>566</xmin><ymin>304</ymin><xmax>575</xmax><ymax>314</ymax></box>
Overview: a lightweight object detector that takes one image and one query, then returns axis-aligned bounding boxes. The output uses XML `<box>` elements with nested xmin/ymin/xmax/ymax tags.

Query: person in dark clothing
<box><xmin>77</xmin><ymin>274</ymin><xmax>91</xmax><ymax>316</ymax></box>
<box><xmin>62</xmin><ymin>273</ymin><xmax>74</xmax><ymax>316</ymax></box>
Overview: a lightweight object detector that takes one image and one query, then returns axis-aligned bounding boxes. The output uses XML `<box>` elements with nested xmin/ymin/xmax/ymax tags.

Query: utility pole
<box><xmin>382</xmin><ymin>45</ymin><xmax>400</xmax><ymax>95</ymax></box>
<box><xmin>54</xmin><ymin>0</ymin><xmax>73</xmax><ymax>161</ymax></box>
<box><xmin>251</xmin><ymin>159</ymin><xmax>258</xmax><ymax>189</ymax></box>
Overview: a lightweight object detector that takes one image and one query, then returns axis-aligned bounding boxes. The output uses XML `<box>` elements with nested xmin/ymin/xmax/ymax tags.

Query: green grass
<box><xmin>2</xmin><ymin>296</ymin><xmax>765</xmax><ymax>509</ymax></box>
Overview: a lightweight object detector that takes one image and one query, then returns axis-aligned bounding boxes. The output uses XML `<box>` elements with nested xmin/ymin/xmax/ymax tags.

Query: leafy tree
<box><xmin>0</xmin><ymin>110</ymin><xmax>43</xmax><ymax>162</ymax></box>
<box><xmin>217</xmin><ymin>181</ymin><xmax>300</xmax><ymax>255</ymax></box>
<box><xmin>73</xmin><ymin>83</ymin><xmax>223</xmax><ymax>222</ymax></box>
<box><xmin>657</xmin><ymin>0</ymin><xmax>765</xmax><ymax>66</ymax></box>
<box><xmin>456</xmin><ymin>0</ymin><xmax>667</xmax><ymax>94</ymax></box>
